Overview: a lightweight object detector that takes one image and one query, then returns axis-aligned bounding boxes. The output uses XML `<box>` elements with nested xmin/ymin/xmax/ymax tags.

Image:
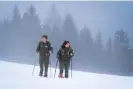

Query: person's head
<box><xmin>41</xmin><ymin>35</ymin><xmax>47</xmax><ymax>43</ymax></box>
<box><xmin>61</xmin><ymin>40</ymin><xmax>70</xmax><ymax>48</ymax></box>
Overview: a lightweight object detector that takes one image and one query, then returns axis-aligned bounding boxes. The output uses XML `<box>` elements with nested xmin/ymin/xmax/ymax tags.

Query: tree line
<box><xmin>0</xmin><ymin>4</ymin><xmax>133</xmax><ymax>75</ymax></box>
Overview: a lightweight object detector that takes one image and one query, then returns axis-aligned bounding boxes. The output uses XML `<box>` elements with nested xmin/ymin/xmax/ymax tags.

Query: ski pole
<box><xmin>49</xmin><ymin>58</ymin><xmax>52</xmax><ymax>77</ymax></box>
<box><xmin>54</xmin><ymin>59</ymin><xmax>58</xmax><ymax>78</ymax></box>
<box><xmin>71</xmin><ymin>58</ymin><xmax>72</xmax><ymax>78</ymax></box>
<box><xmin>32</xmin><ymin>59</ymin><xmax>37</xmax><ymax>76</ymax></box>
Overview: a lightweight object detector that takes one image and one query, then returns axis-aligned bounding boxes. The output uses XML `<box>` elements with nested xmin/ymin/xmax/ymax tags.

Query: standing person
<box><xmin>57</xmin><ymin>40</ymin><xmax>74</xmax><ymax>78</ymax></box>
<box><xmin>36</xmin><ymin>35</ymin><xmax>53</xmax><ymax>77</ymax></box>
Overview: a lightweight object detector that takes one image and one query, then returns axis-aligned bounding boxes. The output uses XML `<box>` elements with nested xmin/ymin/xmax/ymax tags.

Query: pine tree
<box><xmin>27</xmin><ymin>4</ymin><xmax>41</xmax><ymax>56</ymax></box>
<box><xmin>20</xmin><ymin>12</ymin><xmax>29</xmax><ymax>55</ymax></box>
<box><xmin>95</xmin><ymin>32</ymin><xmax>103</xmax><ymax>50</ymax></box>
<box><xmin>28</xmin><ymin>4</ymin><xmax>36</xmax><ymax>17</ymax></box>
<box><xmin>12</xmin><ymin>4</ymin><xmax>21</xmax><ymax>24</ymax></box>
<box><xmin>80</xmin><ymin>25</ymin><xmax>93</xmax><ymax>58</ymax></box>
<box><xmin>21</xmin><ymin>12</ymin><xmax>29</xmax><ymax>32</ymax></box>
<box><xmin>62</xmin><ymin>13</ymin><xmax>79</xmax><ymax>51</ymax></box>
<box><xmin>106</xmin><ymin>37</ymin><xmax>113</xmax><ymax>53</ymax></box>
<box><xmin>1</xmin><ymin>18</ymin><xmax>11</xmax><ymax>56</ymax></box>
<box><xmin>80</xmin><ymin>25</ymin><xmax>94</xmax><ymax>68</ymax></box>
<box><xmin>10</xmin><ymin>5</ymin><xmax>21</xmax><ymax>56</ymax></box>
<box><xmin>20</xmin><ymin>5</ymin><xmax>41</xmax><ymax>56</ymax></box>
<box><xmin>113</xmin><ymin>29</ymin><xmax>133</xmax><ymax>73</ymax></box>
<box><xmin>106</xmin><ymin>37</ymin><xmax>113</xmax><ymax>71</ymax></box>
<box><xmin>27</xmin><ymin>4</ymin><xmax>41</xmax><ymax>37</ymax></box>
<box><xmin>45</xmin><ymin>4</ymin><xmax>62</xmax><ymax>30</ymax></box>
<box><xmin>94</xmin><ymin>32</ymin><xmax>105</xmax><ymax>70</ymax></box>
<box><xmin>43</xmin><ymin>4</ymin><xmax>62</xmax><ymax>51</ymax></box>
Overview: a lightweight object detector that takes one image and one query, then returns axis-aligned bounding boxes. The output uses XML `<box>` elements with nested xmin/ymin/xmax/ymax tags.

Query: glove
<box><xmin>70</xmin><ymin>53</ymin><xmax>73</xmax><ymax>56</ymax></box>
<box><xmin>36</xmin><ymin>52</ymin><xmax>39</xmax><ymax>56</ymax></box>
<box><xmin>56</xmin><ymin>55</ymin><xmax>59</xmax><ymax>59</ymax></box>
<box><xmin>49</xmin><ymin>51</ymin><xmax>52</xmax><ymax>54</ymax></box>
<box><xmin>50</xmin><ymin>50</ymin><xmax>53</xmax><ymax>54</ymax></box>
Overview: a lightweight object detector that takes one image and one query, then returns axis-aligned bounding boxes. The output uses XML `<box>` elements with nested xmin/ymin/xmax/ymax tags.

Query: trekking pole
<box><xmin>49</xmin><ymin>58</ymin><xmax>52</xmax><ymax>77</ymax></box>
<box><xmin>54</xmin><ymin>59</ymin><xmax>58</xmax><ymax>78</ymax></box>
<box><xmin>71</xmin><ymin>58</ymin><xmax>72</xmax><ymax>78</ymax></box>
<box><xmin>32</xmin><ymin>59</ymin><xmax>37</xmax><ymax>76</ymax></box>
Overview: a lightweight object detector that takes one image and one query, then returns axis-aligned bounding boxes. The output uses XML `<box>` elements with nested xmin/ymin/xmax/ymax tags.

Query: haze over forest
<box><xmin>0</xmin><ymin>1</ymin><xmax>133</xmax><ymax>76</ymax></box>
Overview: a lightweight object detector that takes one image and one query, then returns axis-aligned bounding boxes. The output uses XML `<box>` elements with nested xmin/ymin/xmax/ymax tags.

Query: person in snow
<box><xmin>36</xmin><ymin>35</ymin><xmax>53</xmax><ymax>77</ymax></box>
<box><xmin>57</xmin><ymin>40</ymin><xmax>74</xmax><ymax>78</ymax></box>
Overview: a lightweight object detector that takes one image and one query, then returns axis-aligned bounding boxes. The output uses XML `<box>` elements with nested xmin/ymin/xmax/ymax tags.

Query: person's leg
<box><xmin>44</xmin><ymin>56</ymin><xmax>49</xmax><ymax>77</ymax></box>
<box><xmin>64</xmin><ymin>62</ymin><xmax>70</xmax><ymax>78</ymax></box>
<box><xmin>59</xmin><ymin>60</ymin><xmax>64</xmax><ymax>77</ymax></box>
<box><xmin>44</xmin><ymin>61</ymin><xmax>49</xmax><ymax>77</ymax></box>
<box><xmin>59</xmin><ymin>61</ymin><xmax>64</xmax><ymax>74</ymax></box>
<box><xmin>39</xmin><ymin>59</ymin><xmax>44</xmax><ymax>76</ymax></box>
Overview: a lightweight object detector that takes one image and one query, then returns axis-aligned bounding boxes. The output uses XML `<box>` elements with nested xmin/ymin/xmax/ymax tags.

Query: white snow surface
<box><xmin>0</xmin><ymin>61</ymin><xmax>133</xmax><ymax>89</ymax></box>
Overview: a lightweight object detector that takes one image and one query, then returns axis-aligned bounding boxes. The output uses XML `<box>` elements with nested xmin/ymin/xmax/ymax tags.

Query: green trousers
<box><xmin>39</xmin><ymin>55</ymin><xmax>49</xmax><ymax>75</ymax></box>
<box><xmin>59</xmin><ymin>60</ymin><xmax>70</xmax><ymax>77</ymax></box>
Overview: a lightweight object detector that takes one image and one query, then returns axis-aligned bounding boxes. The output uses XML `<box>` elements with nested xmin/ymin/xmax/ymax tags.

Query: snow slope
<box><xmin>0</xmin><ymin>61</ymin><xmax>133</xmax><ymax>89</ymax></box>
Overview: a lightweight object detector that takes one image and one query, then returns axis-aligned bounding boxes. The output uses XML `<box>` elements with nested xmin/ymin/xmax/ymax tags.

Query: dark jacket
<box><xmin>36</xmin><ymin>41</ymin><xmax>53</xmax><ymax>56</ymax></box>
<box><xmin>57</xmin><ymin>47</ymin><xmax>74</xmax><ymax>61</ymax></box>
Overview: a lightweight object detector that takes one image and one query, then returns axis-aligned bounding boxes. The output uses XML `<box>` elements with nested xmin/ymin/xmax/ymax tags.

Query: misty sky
<box><xmin>0</xmin><ymin>1</ymin><xmax>133</xmax><ymax>47</ymax></box>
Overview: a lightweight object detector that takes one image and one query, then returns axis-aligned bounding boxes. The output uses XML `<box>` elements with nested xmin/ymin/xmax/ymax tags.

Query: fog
<box><xmin>0</xmin><ymin>1</ymin><xmax>133</xmax><ymax>76</ymax></box>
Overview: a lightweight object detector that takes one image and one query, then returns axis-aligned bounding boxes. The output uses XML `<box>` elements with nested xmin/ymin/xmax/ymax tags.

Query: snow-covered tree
<box><xmin>45</xmin><ymin>4</ymin><xmax>62</xmax><ymax>30</ymax></box>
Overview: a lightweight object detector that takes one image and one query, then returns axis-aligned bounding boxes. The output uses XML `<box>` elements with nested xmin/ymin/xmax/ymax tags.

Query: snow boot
<box><xmin>39</xmin><ymin>73</ymin><xmax>43</xmax><ymax>77</ymax></box>
<box><xmin>65</xmin><ymin>75</ymin><xmax>68</xmax><ymax>78</ymax></box>
<box><xmin>44</xmin><ymin>74</ymin><xmax>48</xmax><ymax>78</ymax></box>
<box><xmin>58</xmin><ymin>73</ymin><xmax>64</xmax><ymax>78</ymax></box>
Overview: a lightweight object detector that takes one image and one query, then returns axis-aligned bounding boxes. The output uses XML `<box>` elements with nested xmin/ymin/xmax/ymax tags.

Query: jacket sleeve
<box><xmin>57</xmin><ymin>48</ymin><xmax>62</xmax><ymax>59</ymax></box>
<box><xmin>36</xmin><ymin>42</ymin><xmax>40</xmax><ymax>53</ymax></box>
<box><xmin>69</xmin><ymin>47</ymin><xmax>74</xmax><ymax>57</ymax></box>
<box><xmin>47</xmin><ymin>41</ymin><xmax>53</xmax><ymax>53</ymax></box>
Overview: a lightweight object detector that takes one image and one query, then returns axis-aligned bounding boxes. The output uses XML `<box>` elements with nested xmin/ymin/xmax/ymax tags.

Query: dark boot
<box><xmin>39</xmin><ymin>73</ymin><xmax>43</xmax><ymax>77</ymax></box>
<box><xmin>44</xmin><ymin>74</ymin><xmax>47</xmax><ymax>77</ymax></box>
<box><xmin>65</xmin><ymin>75</ymin><xmax>68</xmax><ymax>78</ymax></box>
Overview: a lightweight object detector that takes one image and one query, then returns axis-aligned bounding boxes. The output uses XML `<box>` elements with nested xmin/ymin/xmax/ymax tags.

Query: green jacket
<box><xmin>36</xmin><ymin>41</ymin><xmax>53</xmax><ymax>56</ymax></box>
<box><xmin>57</xmin><ymin>47</ymin><xmax>74</xmax><ymax>61</ymax></box>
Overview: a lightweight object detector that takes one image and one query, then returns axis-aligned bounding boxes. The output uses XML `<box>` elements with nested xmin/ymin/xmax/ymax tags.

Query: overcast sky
<box><xmin>0</xmin><ymin>1</ymin><xmax>133</xmax><ymax>46</ymax></box>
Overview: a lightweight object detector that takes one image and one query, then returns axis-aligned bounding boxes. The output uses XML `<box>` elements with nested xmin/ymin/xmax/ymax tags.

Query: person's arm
<box><xmin>36</xmin><ymin>42</ymin><xmax>40</xmax><ymax>53</ymax></box>
<box><xmin>47</xmin><ymin>41</ymin><xmax>53</xmax><ymax>53</ymax></box>
<box><xmin>69</xmin><ymin>47</ymin><xmax>74</xmax><ymax>57</ymax></box>
<box><xmin>57</xmin><ymin>48</ymin><xmax>62</xmax><ymax>59</ymax></box>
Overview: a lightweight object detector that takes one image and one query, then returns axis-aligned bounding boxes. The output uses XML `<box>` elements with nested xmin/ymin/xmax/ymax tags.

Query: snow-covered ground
<box><xmin>0</xmin><ymin>61</ymin><xmax>133</xmax><ymax>89</ymax></box>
